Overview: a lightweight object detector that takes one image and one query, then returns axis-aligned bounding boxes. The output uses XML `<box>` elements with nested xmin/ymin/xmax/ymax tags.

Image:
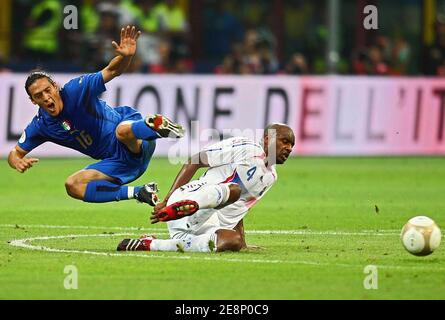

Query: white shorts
<box><xmin>166</xmin><ymin>181</ymin><xmax>229</xmax><ymax>239</ymax></box>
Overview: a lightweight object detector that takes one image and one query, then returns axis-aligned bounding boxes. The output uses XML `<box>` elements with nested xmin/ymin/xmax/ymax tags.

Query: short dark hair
<box><xmin>264</xmin><ymin>123</ymin><xmax>285</xmax><ymax>138</ymax></box>
<box><xmin>25</xmin><ymin>71</ymin><xmax>56</xmax><ymax>97</ymax></box>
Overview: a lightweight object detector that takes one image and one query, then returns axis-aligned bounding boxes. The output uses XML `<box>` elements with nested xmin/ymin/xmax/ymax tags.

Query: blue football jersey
<box><xmin>18</xmin><ymin>72</ymin><xmax>139</xmax><ymax>160</ymax></box>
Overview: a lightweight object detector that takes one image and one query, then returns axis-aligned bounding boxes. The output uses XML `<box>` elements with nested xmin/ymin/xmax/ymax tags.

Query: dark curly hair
<box><xmin>25</xmin><ymin>70</ymin><xmax>56</xmax><ymax>97</ymax></box>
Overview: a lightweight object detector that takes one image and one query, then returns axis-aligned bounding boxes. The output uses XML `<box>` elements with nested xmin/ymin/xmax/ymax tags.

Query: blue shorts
<box><xmin>85</xmin><ymin>107</ymin><xmax>156</xmax><ymax>185</ymax></box>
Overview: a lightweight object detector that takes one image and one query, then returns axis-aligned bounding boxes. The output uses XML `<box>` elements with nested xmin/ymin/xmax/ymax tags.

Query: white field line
<box><xmin>363</xmin><ymin>229</ymin><xmax>400</xmax><ymax>233</ymax></box>
<box><xmin>0</xmin><ymin>224</ymin><xmax>400</xmax><ymax>236</ymax></box>
<box><xmin>4</xmin><ymin>233</ymin><xmax>413</xmax><ymax>270</ymax></box>
<box><xmin>7</xmin><ymin>233</ymin><xmax>328</xmax><ymax>266</ymax></box>
<box><xmin>0</xmin><ymin>224</ymin><xmax>167</xmax><ymax>232</ymax></box>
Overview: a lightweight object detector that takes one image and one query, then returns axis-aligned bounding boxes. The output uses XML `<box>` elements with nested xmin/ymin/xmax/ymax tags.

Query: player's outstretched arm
<box><xmin>101</xmin><ymin>25</ymin><xmax>141</xmax><ymax>83</ymax></box>
<box><xmin>153</xmin><ymin>151</ymin><xmax>209</xmax><ymax>215</ymax></box>
<box><xmin>7</xmin><ymin>146</ymin><xmax>39</xmax><ymax>173</ymax></box>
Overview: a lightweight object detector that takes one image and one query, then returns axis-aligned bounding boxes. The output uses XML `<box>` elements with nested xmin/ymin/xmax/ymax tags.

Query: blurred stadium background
<box><xmin>1</xmin><ymin>0</ymin><xmax>445</xmax><ymax>157</ymax></box>
<box><xmin>0</xmin><ymin>0</ymin><xmax>445</xmax><ymax>76</ymax></box>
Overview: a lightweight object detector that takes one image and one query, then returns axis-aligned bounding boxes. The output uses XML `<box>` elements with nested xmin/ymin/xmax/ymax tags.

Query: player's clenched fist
<box><xmin>14</xmin><ymin>157</ymin><xmax>39</xmax><ymax>173</ymax></box>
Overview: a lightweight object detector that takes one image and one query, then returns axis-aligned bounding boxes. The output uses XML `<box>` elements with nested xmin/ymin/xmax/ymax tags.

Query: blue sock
<box><xmin>131</xmin><ymin>119</ymin><xmax>159</xmax><ymax>140</ymax></box>
<box><xmin>83</xmin><ymin>180</ymin><xmax>142</xmax><ymax>203</ymax></box>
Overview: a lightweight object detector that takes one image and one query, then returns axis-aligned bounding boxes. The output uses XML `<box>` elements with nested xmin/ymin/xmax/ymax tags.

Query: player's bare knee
<box><xmin>115</xmin><ymin>123</ymin><xmax>133</xmax><ymax>142</ymax></box>
<box><xmin>216</xmin><ymin>230</ymin><xmax>243</xmax><ymax>252</ymax></box>
<box><xmin>64</xmin><ymin>176</ymin><xmax>83</xmax><ymax>199</ymax></box>
<box><xmin>227</xmin><ymin>184</ymin><xmax>241</xmax><ymax>204</ymax></box>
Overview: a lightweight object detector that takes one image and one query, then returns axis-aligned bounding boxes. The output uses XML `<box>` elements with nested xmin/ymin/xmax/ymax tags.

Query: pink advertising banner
<box><xmin>1</xmin><ymin>74</ymin><xmax>445</xmax><ymax>157</ymax></box>
<box><xmin>294</xmin><ymin>77</ymin><xmax>445</xmax><ymax>155</ymax></box>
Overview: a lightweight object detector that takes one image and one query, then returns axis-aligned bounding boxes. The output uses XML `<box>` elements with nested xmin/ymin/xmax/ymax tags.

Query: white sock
<box><xmin>181</xmin><ymin>233</ymin><xmax>218</xmax><ymax>252</ymax></box>
<box><xmin>150</xmin><ymin>238</ymin><xmax>181</xmax><ymax>251</ymax></box>
<box><xmin>150</xmin><ymin>233</ymin><xmax>218</xmax><ymax>253</ymax></box>
<box><xmin>127</xmin><ymin>186</ymin><xmax>135</xmax><ymax>199</ymax></box>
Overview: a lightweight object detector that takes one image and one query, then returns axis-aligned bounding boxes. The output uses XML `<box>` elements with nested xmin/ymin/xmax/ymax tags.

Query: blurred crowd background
<box><xmin>0</xmin><ymin>0</ymin><xmax>445</xmax><ymax>76</ymax></box>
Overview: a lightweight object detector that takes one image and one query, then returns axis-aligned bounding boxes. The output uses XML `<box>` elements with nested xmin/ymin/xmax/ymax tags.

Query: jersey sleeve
<box><xmin>63</xmin><ymin>72</ymin><xmax>106</xmax><ymax>101</ymax></box>
<box><xmin>204</xmin><ymin>137</ymin><xmax>264</xmax><ymax>168</ymax></box>
<box><xmin>17</xmin><ymin>118</ymin><xmax>47</xmax><ymax>152</ymax></box>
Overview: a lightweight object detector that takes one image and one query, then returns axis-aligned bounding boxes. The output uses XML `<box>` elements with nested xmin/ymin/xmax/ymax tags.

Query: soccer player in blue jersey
<box><xmin>7</xmin><ymin>26</ymin><xmax>184</xmax><ymax>207</ymax></box>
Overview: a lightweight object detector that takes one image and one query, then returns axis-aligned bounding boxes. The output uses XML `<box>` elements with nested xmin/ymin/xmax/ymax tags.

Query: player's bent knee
<box><xmin>115</xmin><ymin>123</ymin><xmax>133</xmax><ymax>142</ymax></box>
<box><xmin>216</xmin><ymin>230</ymin><xmax>243</xmax><ymax>252</ymax></box>
<box><xmin>64</xmin><ymin>177</ymin><xmax>84</xmax><ymax>200</ymax></box>
<box><xmin>227</xmin><ymin>184</ymin><xmax>242</xmax><ymax>205</ymax></box>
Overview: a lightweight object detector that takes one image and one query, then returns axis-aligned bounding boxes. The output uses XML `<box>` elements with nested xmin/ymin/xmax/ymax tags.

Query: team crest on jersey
<box><xmin>60</xmin><ymin>120</ymin><xmax>72</xmax><ymax>131</ymax></box>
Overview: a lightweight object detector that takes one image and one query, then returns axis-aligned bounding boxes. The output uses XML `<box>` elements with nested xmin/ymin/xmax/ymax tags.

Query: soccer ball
<box><xmin>401</xmin><ymin>216</ymin><xmax>442</xmax><ymax>256</ymax></box>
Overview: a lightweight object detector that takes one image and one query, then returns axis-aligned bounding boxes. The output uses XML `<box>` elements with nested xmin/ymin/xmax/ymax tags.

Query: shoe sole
<box><xmin>171</xmin><ymin>200</ymin><xmax>200</xmax><ymax>217</ymax></box>
<box><xmin>145</xmin><ymin>115</ymin><xmax>185</xmax><ymax>138</ymax></box>
<box><xmin>156</xmin><ymin>200</ymin><xmax>199</xmax><ymax>222</ymax></box>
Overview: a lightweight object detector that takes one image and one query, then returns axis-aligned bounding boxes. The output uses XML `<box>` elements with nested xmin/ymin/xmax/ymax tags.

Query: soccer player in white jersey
<box><xmin>117</xmin><ymin>124</ymin><xmax>295</xmax><ymax>252</ymax></box>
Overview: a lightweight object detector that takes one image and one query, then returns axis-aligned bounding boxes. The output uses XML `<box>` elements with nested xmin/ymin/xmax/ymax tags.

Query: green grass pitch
<box><xmin>0</xmin><ymin>157</ymin><xmax>444</xmax><ymax>299</ymax></box>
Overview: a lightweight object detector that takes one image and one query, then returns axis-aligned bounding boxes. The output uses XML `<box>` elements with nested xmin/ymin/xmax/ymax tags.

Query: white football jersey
<box><xmin>198</xmin><ymin>137</ymin><xmax>278</xmax><ymax>230</ymax></box>
<box><xmin>167</xmin><ymin>137</ymin><xmax>278</xmax><ymax>238</ymax></box>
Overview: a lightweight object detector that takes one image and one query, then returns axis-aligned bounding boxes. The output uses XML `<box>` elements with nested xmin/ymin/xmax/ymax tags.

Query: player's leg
<box><xmin>115</xmin><ymin>121</ymin><xmax>144</xmax><ymax>154</ymax></box>
<box><xmin>167</xmin><ymin>213</ymin><xmax>245</xmax><ymax>252</ymax></box>
<box><xmin>152</xmin><ymin>183</ymin><xmax>241</xmax><ymax>223</ymax></box>
<box><xmin>143</xmin><ymin>114</ymin><xmax>185</xmax><ymax>138</ymax></box>
<box><xmin>169</xmin><ymin>229</ymin><xmax>244</xmax><ymax>253</ymax></box>
<box><xmin>65</xmin><ymin>169</ymin><xmax>114</xmax><ymax>200</ymax></box>
<box><xmin>163</xmin><ymin>229</ymin><xmax>243</xmax><ymax>253</ymax></box>
<box><xmin>117</xmin><ymin>233</ymin><xmax>218</xmax><ymax>252</ymax></box>
<box><xmin>65</xmin><ymin>169</ymin><xmax>158</xmax><ymax>205</ymax></box>
<box><xmin>117</xmin><ymin>229</ymin><xmax>243</xmax><ymax>253</ymax></box>
<box><xmin>214</xmin><ymin>229</ymin><xmax>244</xmax><ymax>252</ymax></box>
<box><xmin>116</xmin><ymin>183</ymin><xmax>244</xmax><ymax>252</ymax></box>
<box><xmin>115</xmin><ymin>115</ymin><xmax>184</xmax><ymax>153</ymax></box>
<box><xmin>69</xmin><ymin>140</ymin><xmax>159</xmax><ymax>204</ymax></box>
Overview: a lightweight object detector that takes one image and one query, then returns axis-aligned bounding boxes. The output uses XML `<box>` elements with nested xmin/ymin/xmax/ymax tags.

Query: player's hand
<box><xmin>15</xmin><ymin>157</ymin><xmax>39</xmax><ymax>173</ymax></box>
<box><xmin>150</xmin><ymin>211</ymin><xmax>160</xmax><ymax>224</ymax></box>
<box><xmin>246</xmin><ymin>244</ymin><xmax>263</xmax><ymax>251</ymax></box>
<box><xmin>154</xmin><ymin>200</ymin><xmax>167</xmax><ymax>214</ymax></box>
<box><xmin>112</xmin><ymin>25</ymin><xmax>141</xmax><ymax>57</ymax></box>
<box><xmin>150</xmin><ymin>200</ymin><xmax>167</xmax><ymax>224</ymax></box>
